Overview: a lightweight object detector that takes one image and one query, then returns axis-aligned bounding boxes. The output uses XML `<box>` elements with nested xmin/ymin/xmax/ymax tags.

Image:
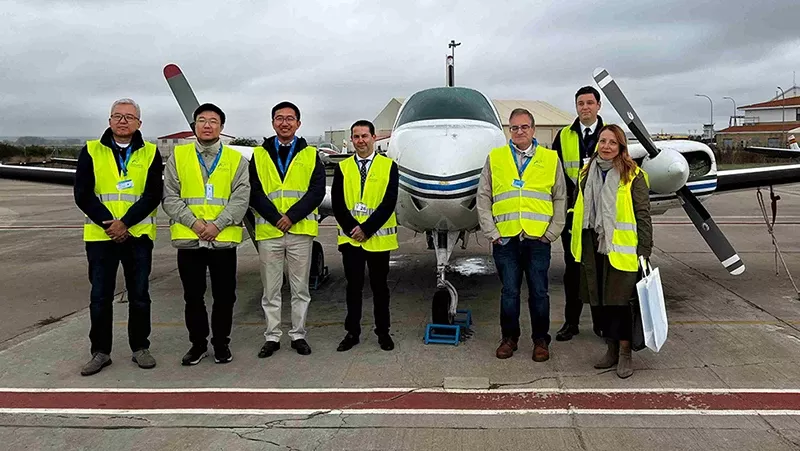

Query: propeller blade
<box><xmin>592</xmin><ymin>67</ymin><xmax>745</xmax><ymax>275</ymax></box>
<box><xmin>163</xmin><ymin>64</ymin><xmax>200</xmax><ymax>127</ymax></box>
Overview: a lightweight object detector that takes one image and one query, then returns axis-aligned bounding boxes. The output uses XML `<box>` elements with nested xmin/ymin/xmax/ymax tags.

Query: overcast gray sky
<box><xmin>1</xmin><ymin>0</ymin><xmax>798</xmax><ymax>138</ymax></box>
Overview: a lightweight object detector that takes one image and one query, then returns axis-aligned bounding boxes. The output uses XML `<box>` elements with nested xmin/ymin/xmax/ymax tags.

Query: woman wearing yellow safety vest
<box><xmin>570</xmin><ymin>124</ymin><xmax>652</xmax><ymax>379</ymax></box>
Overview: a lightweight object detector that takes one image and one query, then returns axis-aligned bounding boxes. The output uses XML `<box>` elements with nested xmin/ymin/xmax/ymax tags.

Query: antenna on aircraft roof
<box><xmin>446</xmin><ymin>40</ymin><xmax>460</xmax><ymax>87</ymax></box>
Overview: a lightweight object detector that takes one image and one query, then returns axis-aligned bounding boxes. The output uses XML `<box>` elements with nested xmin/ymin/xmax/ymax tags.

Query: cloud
<box><xmin>1</xmin><ymin>0</ymin><xmax>797</xmax><ymax>138</ymax></box>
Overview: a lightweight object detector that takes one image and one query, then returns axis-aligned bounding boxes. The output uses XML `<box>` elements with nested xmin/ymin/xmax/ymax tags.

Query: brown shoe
<box><xmin>532</xmin><ymin>339</ymin><xmax>550</xmax><ymax>362</ymax></box>
<box><xmin>495</xmin><ymin>337</ymin><xmax>518</xmax><ymax>359</ymax></box>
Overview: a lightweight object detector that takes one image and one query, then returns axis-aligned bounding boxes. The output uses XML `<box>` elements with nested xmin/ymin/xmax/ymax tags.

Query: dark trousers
<box><xmin>340</xmin><ymin>244</ymin><xmax>391</xmax><ymax>337</ymax></box>
<box><xmin>493</xmin><ymin>237</ymin><xmax>551</xmax><ymax>342</ymax></box>
<box><xmin>597</xmin><ymin>306</ymin><xmax>632</xmax><ymax>341</ymax></box>
<box><xmin>177</xmin><ymin>247</ymin><xmax>237</xmax><ymax>349</ymax></box>
<box><xmin>561</xmin><ymin>213</ymin><xmax>601</xmax><ymax>327</ymax></box>
<box><xmin>86</xmin><ymin>237</ymin><xmax>153</xmax><ymax>355</ymax></box>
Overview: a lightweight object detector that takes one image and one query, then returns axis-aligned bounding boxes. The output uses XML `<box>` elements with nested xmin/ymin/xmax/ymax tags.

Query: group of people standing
<box><xmin>73</xmin><ymin>85</ymin><xmax>652</xmax><ymax>380</ymax></box>
<box><xmin>476</xmin><ymin>86</ymin><xmax>652</xmax><ymax>378</ymax></box>
<box><xmin>74</xmin><ymin>100</ymin><xmax>398</xmax><ymax>376</ymax></box>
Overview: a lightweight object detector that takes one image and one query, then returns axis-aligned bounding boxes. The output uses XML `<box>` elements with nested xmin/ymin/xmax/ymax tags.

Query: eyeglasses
<box><xmin>509</xmin><ymin>125</ymin><xmax>532</xmax><ymax>133</ymax></box>
<box><xmin>195</xmin><ymin>118</ymin><xmax>220</xmax><ymax>126</ymax></box>
<box><xmin>111</xmin><ymin>114</ymin><xmax>139</xmax><ymax>123</ymax></box>
<box><xmin>273</xmin><ymin>116</ymin><xmax>297</xmax><ymax>124</ymax></box>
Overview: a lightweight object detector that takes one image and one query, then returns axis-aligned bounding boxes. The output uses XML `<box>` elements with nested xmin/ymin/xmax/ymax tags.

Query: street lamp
<box><xmin>695</xmin><ymin>94</ymin><xmax>713</xmax><ymax>140</ymax></box>
<box><xmin>722</xmin><ymin>96</ymin><xmax>736</xmax><ymax>127</ymax></box>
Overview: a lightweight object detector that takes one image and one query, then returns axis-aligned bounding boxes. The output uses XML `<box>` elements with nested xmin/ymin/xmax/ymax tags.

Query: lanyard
<box><xmin>116</xmin><ymin>145</ymin><xmax>132</xmax><ymax>177</ymax></box>
<box><xmin>275</xmin><ymin>136</ymin><xmax>298</xmax><ymax>175</ymax></box>
<box><xmin>196</xmin><ymin>144</ymin><xmax>224</xmax><ymax>178</ymax></box>
<box><xmin>509</xmin><ymin>139</ymin><xmax>536</xmax><ymax>178</ymax></box>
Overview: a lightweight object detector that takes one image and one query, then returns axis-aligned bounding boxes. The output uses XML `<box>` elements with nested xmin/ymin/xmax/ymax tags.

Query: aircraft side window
<box><xmin>396</xmin><ymin>87</ymin><xmax>501</xmax><ymax>128</ymax></box>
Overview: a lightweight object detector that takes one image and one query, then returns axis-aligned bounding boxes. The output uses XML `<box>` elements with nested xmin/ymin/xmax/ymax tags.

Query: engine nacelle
<box><xmin>641</xmin><ymin>148</ymin><xmax>690</xmax><ymax>194</ymax></box>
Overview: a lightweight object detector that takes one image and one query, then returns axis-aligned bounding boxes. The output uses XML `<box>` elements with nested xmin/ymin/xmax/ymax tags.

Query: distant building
<box><xmin>156</xmin><ymin>131</ymin><xmax>236</xmax><ymax>159</ymax></box>
<box><xmin>716</xmin><ymin>86</ymin><xmax>800</xmax><ymax>149</ymax></box>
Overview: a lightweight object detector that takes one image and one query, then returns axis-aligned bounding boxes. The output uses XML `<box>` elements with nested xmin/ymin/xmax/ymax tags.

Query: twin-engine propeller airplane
<box><xmin>2</xmin><ymin>64</ymin><xmax>800</xmax><ymax>323</ymax></box>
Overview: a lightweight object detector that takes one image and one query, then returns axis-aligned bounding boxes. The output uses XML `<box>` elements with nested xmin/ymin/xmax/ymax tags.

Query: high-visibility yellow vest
<box><xmin>169</xmin><ymin>143</ymin><xmax>243</xmax><ymax>243</ymax></box>
<box><xmin>570</xmin><ymin>167</ymin><xmax>648</xmax><ymax>272</ymax></box>
<box><xmin>490</xmin><ymin>144</ymin><xmax>559</xmax><ymax>238</ymax></box>
<box><xmin>83</xmin><ymin>140</ymin><xmax>157</xmax><ymax>242</ymax></box>
<box><xmin>336</xmin><ymin>154</ymin><xmax>398</xmax><ymax>252</ymax></box>
<box><xmin>559</xmin><ymin>126</ymin><xmax>583</xmax><ymax>184</ymax></box>
<box><xmin>253</xmin><ymin>144</ymin><xmax>319</xmax><ymax>240</ymax></box>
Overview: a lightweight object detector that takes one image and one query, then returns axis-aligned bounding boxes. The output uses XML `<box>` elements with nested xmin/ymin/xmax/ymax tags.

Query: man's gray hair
<box><xmin>110</xmin><ymin>98</ymin><xmax>141</xmax><ymax>119</ymax></box>
<box><xmin>509</xmin><ymin>108</ymin><xmax>534</xmax><ymax>126</ymax></box>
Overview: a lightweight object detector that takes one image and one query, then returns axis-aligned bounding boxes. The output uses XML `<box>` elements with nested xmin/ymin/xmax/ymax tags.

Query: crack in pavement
<box><xmin>228</xmin><ymin>428</ymin><xmax>301</xmax><ymax>450</ymax></box>
<box><xmin>762</xmin><ymin>416</ymin><xmax>800</xmax><ymax>449</ymax></box>
<box><xmin>489</xmin><ymin>376</ymin><xmax>560</xmax><ymax>389</ymax></box>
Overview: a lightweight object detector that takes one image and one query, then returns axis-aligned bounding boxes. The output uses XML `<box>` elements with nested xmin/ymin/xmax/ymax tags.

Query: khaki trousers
<box><xmin>258</xmin><ymin>233</ymin><xmax>313</xmax><ymax>342</ymax></box>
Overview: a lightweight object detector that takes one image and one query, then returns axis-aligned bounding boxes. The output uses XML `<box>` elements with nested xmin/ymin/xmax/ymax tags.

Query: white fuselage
<box><xmin>386</xmin><ymin>119</ymin><xmax>507</xmax><ymax>233</ymax></box>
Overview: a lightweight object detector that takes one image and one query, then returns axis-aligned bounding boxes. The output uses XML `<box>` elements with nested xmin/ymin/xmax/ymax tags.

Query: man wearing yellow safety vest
<box><xmin>73</xmin><ymin>98</ymin><xmax>163</xmax><ymax>376</ymax></box>
<box><xmin>249</xmin><ymin>102</ymin><xmax>325</xmax><ymax>358</ymax></box>
<box><xmin>162</xmin><ymin>103</ymin><xmax>250</xmax><ymax>366</ymax></box>
<box><xmin>551</xmin><ymin>86</ymin><xmax>605</xmax><ymax>342</ymax></box>
<box><xmin>332</xmin><ymin>120</ymin><xmax>399</xmax><ymax>352</ymax></box>
<box><xmin>477</xmin><ymin>108</ymin><xmax>566</xmax><ymax>362</ymax></box>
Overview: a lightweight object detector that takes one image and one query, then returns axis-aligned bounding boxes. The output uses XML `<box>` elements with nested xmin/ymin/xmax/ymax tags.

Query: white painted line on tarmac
<box><xmin>3</xmin><ymin>387</ymin><xmax>800</xmax><ymax>394</ymax></box>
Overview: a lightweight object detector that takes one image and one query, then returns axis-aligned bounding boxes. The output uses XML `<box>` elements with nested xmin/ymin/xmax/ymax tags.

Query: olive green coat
<box><xmin>577</xmin><ymin>170</ymin><xmax>652</xmax><ymax>307</ymax></box>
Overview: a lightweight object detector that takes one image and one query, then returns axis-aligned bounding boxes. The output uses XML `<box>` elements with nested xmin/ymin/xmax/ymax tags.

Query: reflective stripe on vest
<box><xmin>253</xmin><ymin>145</ymin><xmax>319</xmax><ymax>240</ymax></box>
<box><xmin>570</xmin><ymin>166</ymin><xmax>647</xmax><ymax>272</ymax></box>
<box><xmin>336</xmin><ymin>154</ymin><xmax>398</xmax><ymax>252</ymax></box>
<box><xmin>169</xmin><ymin>143</ymin><xmax>243</xmax><ymax>243</ymax></box>
<box><xmin>559</xmin><ymin>126</ymin><xmax>583</xmax><ymax>184</ymax></box>
<box><xmin>489</xmin><ymin>144</ymin><xmax>558</xmax><ymax>239</ymax></box>
<box><xmin>83</xmin><ymin>140</ymin><xmax>158</xmax><ymax>242</ymax></box>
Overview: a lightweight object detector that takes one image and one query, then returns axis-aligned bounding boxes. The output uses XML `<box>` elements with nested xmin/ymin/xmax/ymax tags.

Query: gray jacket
<box><xmin>162</xmin><ymin>140</ymin><xmax>250</xmax><ymax>249</ymax></box>
<box><xmin>476</xmin><ymin>144</ymin><xmax>567</xmax><ymax>243</ymax></box>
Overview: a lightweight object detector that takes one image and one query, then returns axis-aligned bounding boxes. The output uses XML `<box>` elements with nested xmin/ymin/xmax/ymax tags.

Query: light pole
<box><xmin>695</xmin><ymin>94</ymin><xmax>713</xmax><ymax>140</ymax></box>
<box><xmin>778</xmin><ymin>86</ymin><xmax>787</xmax><ymax>146</ymax></box>
<box><xmin>722</xmin><ymin>96</ymin><xmax>736</xmax><ymax>127</ymax></box>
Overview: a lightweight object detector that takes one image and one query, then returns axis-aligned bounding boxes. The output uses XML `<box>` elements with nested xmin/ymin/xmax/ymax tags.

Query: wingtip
<box><xmin>163</xmin><ymin>64</ymin><xmax>182</xmax><ymax>79</ymax></box>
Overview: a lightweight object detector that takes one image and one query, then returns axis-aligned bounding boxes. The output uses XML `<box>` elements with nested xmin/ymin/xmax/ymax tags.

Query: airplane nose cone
<box><xmin>641</xmin><ymin>148</ymin><xmax>690</xmax><ymax>194</ymax></box>
<box><xmin>668</xmin><ymin>159</ymin><xmax>690</xmax><ymax>183</ymax></box>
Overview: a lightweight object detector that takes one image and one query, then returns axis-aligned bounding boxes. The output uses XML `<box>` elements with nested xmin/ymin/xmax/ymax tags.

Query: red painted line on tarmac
<box><xmin>1</xmin><ymin>390</ymin><xmax>799</xmax><ymax>412</ymax></box>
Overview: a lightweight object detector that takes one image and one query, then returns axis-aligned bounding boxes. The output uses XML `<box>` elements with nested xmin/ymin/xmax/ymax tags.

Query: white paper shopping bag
<box><xmin>636</xmin><ymin>256</ymin><xmax>668</xmax><ymax>352</ymax></box>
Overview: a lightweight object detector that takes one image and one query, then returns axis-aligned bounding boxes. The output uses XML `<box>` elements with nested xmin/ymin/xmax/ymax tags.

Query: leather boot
<box><xmin>617</xmin><ymin>340</ymin><xmax>633</xmax><ymax>379</ymax></box>
<box><xmin>593</xmin><ymin>339</ymin><xmax>619</xmax><ymax>369</ymax></box>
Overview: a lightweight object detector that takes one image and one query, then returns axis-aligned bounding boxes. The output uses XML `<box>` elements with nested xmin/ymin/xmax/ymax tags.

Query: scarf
<box><xmin>581</xmin><ymin>157</ymin><xmax>619</xmax><ymax>255</ymax></box>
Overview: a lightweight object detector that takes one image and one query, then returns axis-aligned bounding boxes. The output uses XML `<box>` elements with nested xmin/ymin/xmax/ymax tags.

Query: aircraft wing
<box><xmin>716</xmin><ymin>163</ymin><xmax>800</xmax><ymax>192</ymax></box>
<box><xmin>0</xmin><ymin>163</ymin><xmax>75</xmax><ymax>186</ymax></box>
<box><xmin>743</xmin><ymin>147</ymin><xmax>800</xmax><ymax>159</ymax></box>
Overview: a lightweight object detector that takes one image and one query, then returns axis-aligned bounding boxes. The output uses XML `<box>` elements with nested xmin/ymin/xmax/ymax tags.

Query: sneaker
<box><xmin>495</xmin><ymin>337</ymin><xmax>518</xmax><ymax>359</ymax></box>
<box><xmin>377</xmin><ymin>333</ymin><xmax>394</xmax><ymax>351</ymax></box>
<box><xmin>131</xmin><ymin>349</ymin><xmax>156</xmax><ymax>369</ymax></box>
<box><xmin>291</xmin><ymin>339</ymin><xmax>312</xmax><ymax>355</ymax></box>
<box><xmin>258</xmin><ymin>341</ymin><xmax>280</xmax><ymax>358</ymax></box>
<box><xmin>337</xmin><ymin>334</ymin><xmax>360</xmax><ymax>352</ymax></box>
<box><xmin>214</xmin><ymin>345</ymin><xmax>233</xmax><ymax>364</ymax></box>
<box><xmin>181</xmin><ymin>346</ymin><xmax>208</xmax><ymax>366</ymax></box>
<box><xmin>81</xmin><ymin>353</ymin><xmax>112</xmax><ymax>376</ymax></box>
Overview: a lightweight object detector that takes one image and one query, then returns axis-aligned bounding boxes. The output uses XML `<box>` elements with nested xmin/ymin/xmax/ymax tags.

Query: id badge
<box><xmin>205</xmin><ymin>183</ymin><xmax>214</xmax><ymax>201</ymax></box>
<box><xmin>117</xmin><ymin>179</ymin><xmax>133</xmax><ymax>190</ymax></box>
<box><xmin>582</xmin><ymin>157</ymin><xmax>591</xmax><ymax>166</ymax></box>
<box><xmin>354</xmin><ymin>202</ymin><xmax>368</xmax><ymax>213</ymax></box>
<box><xmin>512</xmin><ymin>179</ymin><xmax>525</xmax><ymax>189</ymax></box>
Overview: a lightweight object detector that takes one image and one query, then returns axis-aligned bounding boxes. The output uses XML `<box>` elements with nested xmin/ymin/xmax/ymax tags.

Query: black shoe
<box><xmin>258</xmin><ymin>341</ymin><xmax>280</xmax><ymax>358</ymax></box>
<box><xmin>214</xmin><ymin>345</ymin><xmax>233</xmax><ymax>364</ymax></box>
<box><xmin>337</xmin><ymin>334</ymin><xmax>360</xmax><ymax>352</ymax></box>
<box><xmin>181</xmin><ymin>345</ymin><xmax>208</xmax><ymax>366</ymax></box>
<box><xmin>555</xmin><ymin>323</ymin><xmax>579</xmax><ymax>342</ymax></box>
<box><xmin>378</xmin><ymin>333</ymin><xmax>395</xmax><ymax>351</ymax></box>
<box><xmin>291</xmin><ymin>339</ymin><xmax>312</xmax><ymax>355</ymax></box>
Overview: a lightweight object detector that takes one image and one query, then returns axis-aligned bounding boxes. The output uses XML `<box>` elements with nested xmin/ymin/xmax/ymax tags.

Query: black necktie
<box><xmin>584</xmin><ymin>127</ymin><xmax>591</xmax><ymax>141</ymax></box>
<box><xmin>359</xmin><ymin>159</ymin><xmax>368</xmax><ymax>194</ymax></box>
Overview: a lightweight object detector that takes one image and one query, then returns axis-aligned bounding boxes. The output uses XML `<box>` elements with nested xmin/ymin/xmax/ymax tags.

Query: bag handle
<box><xmin>638</xmin><ymin>255</ymin><xmax>652</xmax><ymax>277</ymax></box>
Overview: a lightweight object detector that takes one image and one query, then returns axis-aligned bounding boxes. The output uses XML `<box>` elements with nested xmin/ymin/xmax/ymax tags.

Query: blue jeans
<box><xmin>493</xmin><ymin>236</ymin><xmax>552</xmax><ymax>342</ymax></box>
<box><xmin>86</xmin><ymin>236</ymin><xmax>153</xmax><ymax>355</ymax></box>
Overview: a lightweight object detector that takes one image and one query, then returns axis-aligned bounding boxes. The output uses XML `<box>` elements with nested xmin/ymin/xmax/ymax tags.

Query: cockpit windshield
<box><xmin>395</xmin><ymin>87</ymin><xmax>501</xmax><ymax>128</ymax></box>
